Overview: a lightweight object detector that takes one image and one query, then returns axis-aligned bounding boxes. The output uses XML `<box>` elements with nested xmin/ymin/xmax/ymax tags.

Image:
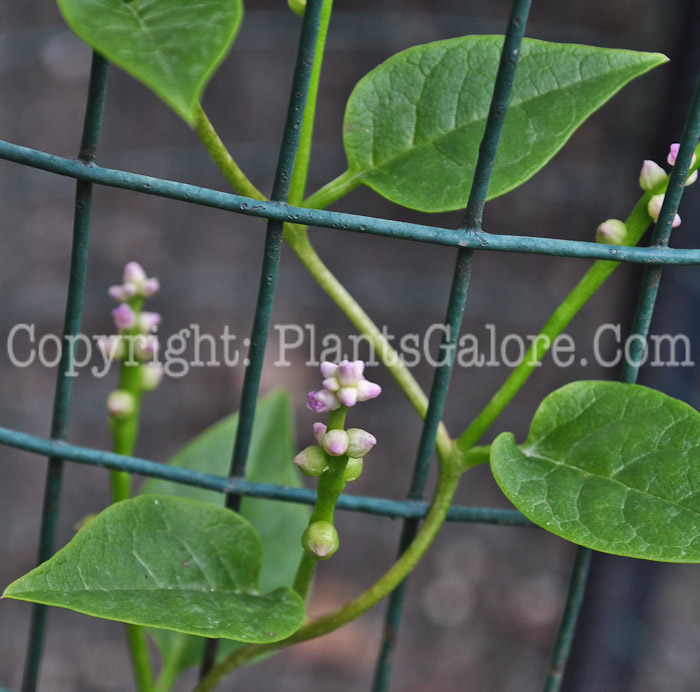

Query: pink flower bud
<box><xmin>356</xmin><ymin>379</ymin><xmax>382</xmax><ymax>402</ymax></box>
<box><xmin>639</xmin><ymin>160</ymin><xmax>667</xmax><ymax>191</ymax></box>
<box><xmin>337</xmin><ymin>360</ymin><xmax>363</xmax><ymax>386</ymax></box>
<box><xmin>107</xmin><ymin>390</ymin><xmax>135</xmax><ymax>419</ymax></box>
<box><xmin>293</xmin><ymin>445</ymin><xmax>328</xmax><ymax>477</ymax></box>
<box><xmin>322</xmin><ymin>377</ymin><xmax>340</xmax><ymax>392</ymax></box>
<box><xmin>686</xmin><ymin>170</ymin><xmax>698</xmax><ymax>186</ymax></box>
<box><xmin>302</xmin><ymin>521</ymin><xmax>339</xmax><ymax>559</ymax></box>
<box><xmin>596</xmin><ymin>219</ymin><xmax>628</xmax><ymax>246</ymax></box>
<box><xmin>97</xmin><ymin>335</ymin><xmax>125</xmax><ymax>360</ymax></box>
<box><xmin>667</xmin><ymin>142</ymin><xmax>697</xmax><ymax>168</ymax></box>
<box><xmin>139</xmin><ymin>363</ymin><xmax>163</xmax><ymax>391</ymax></box>
<box><xmin>312</xmin><ymin>422</ymin><xmax>327</xmax><ymax>445</ymax></box>
<box><xmin>344</xmin><ymin>457</ymin><xmax>363</xmax><ymax>482</ymax></box>
<box><xmin>134</xmin><ymin>334</ymin><xmax>159</xmax><ymax>360</ymax></box>
<box><xmin>138</xmin><ymin>311</ymin><xmax>161</xmax><ymax>333</ymax></box>
<box><xmin>346</xmin><ymin>428</ymin><xmax>376</xmax><ymax>458</ymax></box>
<box><xmin>648</xmin><ymin>194</ymin><xmax>681</xmax><ymax>227</ymax></box>
<box><xmin>123</xmin><ymin>261</ymin><xmax>147</xmax><ymax>285</ymax></box>
<box><xmin>307</xmin><ymin>388</ymin><xmax>340</xmax><ymax>412</ymax></box>
<box><xmin>319</xmin><ymin>361</ymin><xmax>337</xmax><ymax>378</ymax></box>
<box><xmin>112</xmin><ymin>304</ymin><xmax>136</xmax><ymax>330</ymax></box>
<box><xmin>108</xmin><ymin>285</ymin><xmax>128</xmax><ymax>302</ymax></box>
<box><xmin>142</xmin><ymin>278</ymin><xmax>160</xmax><ymax>297</ymax></box>
<box><xmin>337</xmin><ymin>386</ymin><xmax>358</xmax><ymax>407</ymax></box>
<box><xmin>322</xmin><ymin>429</ymin><xmax>349</xmax><ymax>456</ymax></box>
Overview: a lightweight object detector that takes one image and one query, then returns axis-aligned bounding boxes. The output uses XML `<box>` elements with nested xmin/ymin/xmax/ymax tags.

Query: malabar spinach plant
<box><xmin>4</xmin><ymin>1</ymin><xmax>700</xmax><ymax>691</ymax></box>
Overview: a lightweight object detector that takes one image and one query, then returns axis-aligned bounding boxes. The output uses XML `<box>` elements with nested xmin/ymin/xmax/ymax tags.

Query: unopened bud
<box><xmin>107</xmin><ymin>390</ymin><xmax>135</xmax><ymax>419</ymax></box>
<box><xmin>123</xmin><ymin>261</ymin><xmax>147</xmax><ymax>285</ymax></box>
<box><xmin>288</xmin><ymin>0</ymin><xmax>306</xmax><ymax>17</ymax></box>
<box><xmin>344</xmin><ymin>457</ymin><xmax>364</xmax><ymax>482</ymax></box>
<box><xmin>595</xmin><ymin>219</ymin><xmax>628</xmax><ymax>246</ymax></box>
<box><xmin>139</xmin><ymin>363</ymin><xmax>163</xmax><ymax>392</ymax></box>
<box><xmin>138</xmin><ymin>311</ymin><xmax>162</xmax><ymax>333</ymax></box>
<box><xmin>112</xmin><ymin>303</ymin><xmax>136</xmax><ymax>330</ymax></box>
<box><xmin>322</xmin><ymin>429</ymin><xmax>349</xmax><ymax>457</ymax></box>
<box><xmin>346</xmin><ymin>428</ymin><xmax>376</xmax><ymax>458</ymax></box>
<box><xmin>302</xmin><ymin>521</ymin><xmax>339</xmax><ymax>559</ymax></box>
<box><xmin>639</xmin><ymin>160</ymin><xmax>667</xmax><ymax>191</ymax></box>
<box><xmin>648</xmin><ymin>194</ymin><xmax>681</xmax><ymax>227</ymax></box>
<box><xmin>293</xmin><ymin>445</ymin><xmax>328</xmax><ymax>477</ymax></box>
<box><xmin>312</xmin><ymin>422</ymin><xmax>327</xmax><ymax>445</ymax></box>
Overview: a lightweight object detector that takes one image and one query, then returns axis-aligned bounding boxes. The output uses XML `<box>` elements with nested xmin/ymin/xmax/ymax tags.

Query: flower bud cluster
<box><xmin>638</xmin><ymin>142</ymin><xmax>698</xmax><ymax>229</ymax></box>
<box><xmin>294</xmin><ymin>425</ymin><xmax>377</xmax><ymax>482</ymax></box>
<box><xmin>295</xmin><ymin>360</ymin><xmax>381</xmax><ymax>560</ymax></box>
<box><xmin>307</xmin><ymin>360</ymin><xmax>381</xmax><ymax>412</ymax></box>
<box><xmin>102</xmin><ymin>262</ymin><xmax>163</xmax><ymax>419</ymax></box>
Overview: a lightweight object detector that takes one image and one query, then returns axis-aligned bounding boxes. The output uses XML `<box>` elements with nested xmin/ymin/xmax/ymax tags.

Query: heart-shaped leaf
<box><xmin>341</xmin><ymin>36</ymin><xmax>666</xmax><ymax>212</ymax></box>
<box><xmin>56</xmin><ymin>0</ymin><xmax>243</xmax><ymax>123</ymax></box>
<box><xmin>140</xmin><ymin>390</ymin><xmax>309</xmax><ymax>676</ymax></box>
<box><xmin>3</xmin><ymin>495</ymin><xmax>305</xmax><ymax>641</ymax></box>
<box><xmin>491</xmin><ymin>381</ymin><xmax>700</xmax><ymax>562</ymax></box>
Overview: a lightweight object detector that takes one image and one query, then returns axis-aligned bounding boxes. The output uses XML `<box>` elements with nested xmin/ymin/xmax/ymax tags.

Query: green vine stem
<box><xmin>194</xmin><ymin>463</ymin><xmax>461</xmax><ymax>692</ymax></box>
<box><xmin>302</xmin><ymin>168</ymin><xmax>359</xmax><ymax>210</ymax></box>
<box><xmin>456</xmin><ymin>144</ymin><xmax>700</xmax><ymax>456</ymax></box>
<box><xmin>109</xmin><ymin>359</ymin><xmax>153</xmax><ymax>691</ymax></box>
<box><xmin>284</xmin><ymin>225</ymin><xmax>455</xmax><ymax>464</ymax></box>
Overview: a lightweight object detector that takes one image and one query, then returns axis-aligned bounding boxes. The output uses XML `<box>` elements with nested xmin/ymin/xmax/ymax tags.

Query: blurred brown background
<box><xmin>2</xmin><ymin>1</ymin><xmax>700</xmax><ymax>691</ymax></box>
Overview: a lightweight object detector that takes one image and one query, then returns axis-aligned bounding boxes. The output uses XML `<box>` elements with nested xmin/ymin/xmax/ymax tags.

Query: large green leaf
<box><xmin>3</xmin><ymin>495</ymin><xmax>305</xmax><ymax>641</ymax></box>
<box><xmin>56</xmin><ymin>0</ymin><xmax>243</xmax><ymax>123</ymax></box>
<box><xmin>491</xmin><ymin>381</ymin><xmax>700</xmax><ymax>562</ymax></box>
<box><xmin>341</xmin><ymin>36</ymin><xmax>667</xmax><ymax>212</ymax></box>
<box><xmin>141</xmin><ymin>390</ymin><xmax>309</xmax><ymax>677</ymax></box>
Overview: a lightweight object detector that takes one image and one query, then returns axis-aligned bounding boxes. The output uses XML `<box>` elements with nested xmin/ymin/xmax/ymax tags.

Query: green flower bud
<box><xmin>346</xmin><ymin>428</ymin><xmax>376</xmax><ymax>458</ymax></box>
<box><xmin>344</xmin><ymin>457</ymin><xmax>364</xmax><ymax>482</ymax></box>
<box><xmin>302</xmin><ymin>521</ymin><xmax>339</xmax><ymax>559</ymax></box>
<box><xmin>288</xmin><ymin>0</ymin><xmax>305</xmax><ymax>17</ymax></box>
<box><xmin>107</xmin><ymin>390</ymin><xmax>135</xmax><ymax>419</ymax></box>
<box><xmin>595</xmin><ymin>219</ymin><xmax>628</xmax><ymax>245</ymax></box>
<box><xmin>293</xmin><ymin>445</ymin><xmax>328</xmax><ymax>477</ymax></box>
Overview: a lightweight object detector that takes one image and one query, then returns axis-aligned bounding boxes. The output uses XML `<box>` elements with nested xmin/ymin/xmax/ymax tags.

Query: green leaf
<box><xmin>3</xmin><ymin>495</ymin><xmax>305</xmax><ymax>641</ymax></box>
<box><xmin>140</xmin><ymin>390</ymin><xmax>309</xmax><ymax>677</ymax></box>
<box><xmin>56</xmin><ymin>0</ymin><xmax>243</xmax><ymax>123</ymax></box>
<box><xmin>491</xmin><ymin>381</ymin><xmax>700</xmax><ymax>562</ymax></box>
<box><xmin>341</xmin><ymin>36</ymin><xmax>667</xmax><ymax>212</ymax></box>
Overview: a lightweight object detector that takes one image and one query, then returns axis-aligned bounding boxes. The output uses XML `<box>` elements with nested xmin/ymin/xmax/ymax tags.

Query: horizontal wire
<box><xmin>0</xmin><ymin>425</ymin><xmax>532</xmax><ymax>526</ymax></box>
<box><xmin>2</xmin><ymin>138</ymin><xmax>700</xmax><ymax>265</ymax></box>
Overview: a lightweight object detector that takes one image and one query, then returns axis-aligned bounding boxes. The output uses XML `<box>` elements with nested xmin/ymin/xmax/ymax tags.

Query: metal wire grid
<box><xmin>1</xmin><ymin>0</ymin><xmax>700</xmax><ymax>690</ymax></box>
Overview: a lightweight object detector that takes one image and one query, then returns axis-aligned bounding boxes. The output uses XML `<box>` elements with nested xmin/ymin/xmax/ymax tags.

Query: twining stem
<box><xmin>194</xmin><ymin>463</ymin><xmax>461</xmax><ymax>692</ymax></box>
<box><xmin>283</xmin><ymin>225</ymin><xmax>455</xmax><ymax>464</ymax></box>
<box><xmin>191</xmin><ymin>117</ymin><xmax>454</xmax><ymax>466</ymax></box>
<box><xmin>193</xmin><ymin>104</ymin><xmax>267</xmax><ymax>202</ymax></box>
<box><xmin>456</xmin><ymin>144</ymin><xmax>700</xmax><ymax>454</ymax></box>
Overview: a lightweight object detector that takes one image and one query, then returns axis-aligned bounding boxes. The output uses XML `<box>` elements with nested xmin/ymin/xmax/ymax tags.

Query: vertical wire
<box><xmin>198</xmin><ymin>0</ymin><xmax>327</xmax><ymax>679</ymax></box>
<box><xmin>542</xmin><ymin>71</ymin><xmax>700</xmax><ymax>692</ymax></box>
<box><xmin>371</xmin><ymin>3</ymin><xmax>532</xmax><ymax>690</ymax></box>
<box><xmin>21</xmin><ymin>52</ymin><xmax>109</xmax><ymax>692</ymax></box>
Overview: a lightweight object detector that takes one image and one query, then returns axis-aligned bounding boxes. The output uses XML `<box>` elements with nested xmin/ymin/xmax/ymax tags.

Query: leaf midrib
<box><xmin>522</xmin><ymin>445</ymin><xmax>700</xmax><ymax>521</ymax></box>
<box><xmin>347</xmin><ymin>44</ymin><xmax>656</xmax><ymax>190</ymax></box>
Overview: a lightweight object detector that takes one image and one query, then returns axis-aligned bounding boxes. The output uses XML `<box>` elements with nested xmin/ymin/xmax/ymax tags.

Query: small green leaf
<box><xmin>140</xmin><ymin>390</ymin><xmax>309</xmax><ymax>676</ymax></box>
<box><xmin>56</xmin><ymin>0</ymin><xmax>243</xmax><ymax>123</ymax></box>
<box><xmin>3</xmin><ymin>495</ymin><xmax>305</xmax><ymax>641</ymax></box>
<box><xmin>342</xmin><ymin>36</ymin><xmax>667</xmax><ymax>212</ymax></box>
<box><xmin>491</xmin><ymin>381</ymin><xmax>700</xmax><ymax>562</ymax></box>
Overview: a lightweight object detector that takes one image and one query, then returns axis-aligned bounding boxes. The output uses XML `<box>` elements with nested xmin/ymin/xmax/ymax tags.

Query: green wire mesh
<box><xmin>1</xmin><ymin>0</ymin><xmax>699</xmax><ymax>691</ymax></box>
